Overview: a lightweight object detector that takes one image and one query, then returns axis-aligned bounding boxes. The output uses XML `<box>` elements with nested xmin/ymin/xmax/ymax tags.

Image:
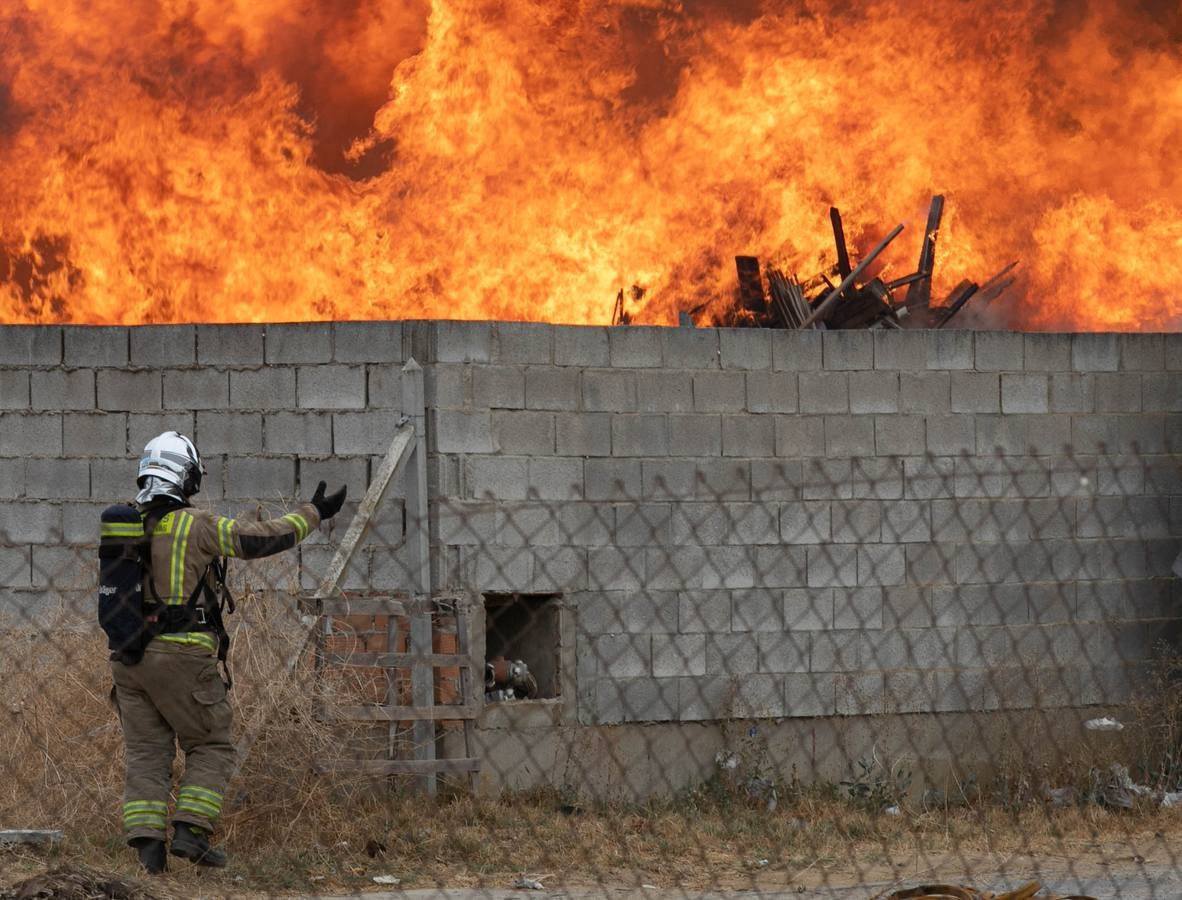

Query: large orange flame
<box><xmin>1</xmin><ymin>1</ymin><xmax>1180</xmax><ymax>329</ymax></box>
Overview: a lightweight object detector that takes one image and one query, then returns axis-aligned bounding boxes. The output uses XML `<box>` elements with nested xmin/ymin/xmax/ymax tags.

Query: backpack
<box><xmin>98</xmin><ymin>502</ymin><xmax>234</xmax><ymax>670</ymax></box>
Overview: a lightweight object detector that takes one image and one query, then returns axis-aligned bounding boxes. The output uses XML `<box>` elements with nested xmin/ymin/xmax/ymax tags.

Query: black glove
<box><xmin>310</xmin><ymin>481</ymin><xmax>347</xmax><ymax>520</ymax></box>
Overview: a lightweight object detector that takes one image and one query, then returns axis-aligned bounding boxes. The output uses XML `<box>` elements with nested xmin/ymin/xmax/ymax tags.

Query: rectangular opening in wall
<box><xmin>482</xmin><ymin>592</ymin><xmax>562</xmax><ymax>702</ymax></box>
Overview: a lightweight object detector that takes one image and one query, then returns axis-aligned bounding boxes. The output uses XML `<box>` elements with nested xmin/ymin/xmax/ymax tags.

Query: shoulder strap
<box><xmin>138</xmin><ymin>499</ymin><xmax>186</xmax><ymax>606</ymax></box>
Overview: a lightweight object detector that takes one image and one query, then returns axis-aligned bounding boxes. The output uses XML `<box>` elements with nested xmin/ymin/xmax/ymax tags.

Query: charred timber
<box><xmin>799</xmin><ymin>223</ymin><xmax>905</xmax><ymax>330</ymax></box>
<box><xmin>830</xmin><ymin>207</ymin><xmax>853</xmax><ymax>280</ymax></box>
<box><xmin>735</xmin><ymin>256</ymin><xmax>766</xmax><ymax>316</ymax></box>
<box><xmin>903</xmin><ymin>194</ymin><xmax>945</xmax><ymax>310</ymax></box>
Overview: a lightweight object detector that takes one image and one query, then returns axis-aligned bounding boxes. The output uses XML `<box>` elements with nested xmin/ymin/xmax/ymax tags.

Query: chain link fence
<box><xmin>1</xmin><ymin>443</ymin><xmax>1180</xmax><ymax>899</ymax></box>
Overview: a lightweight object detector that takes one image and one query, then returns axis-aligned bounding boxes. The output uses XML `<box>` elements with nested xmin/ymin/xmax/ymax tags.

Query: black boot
<box><xmin>130</xmin><ymin>837</ymin><xmax>167</xmax><ymax>875</ymax></box>
<box><xmin>170</xmin><ymin>822</ymin><xmax>228</xmax><ymax>868</ymax></box>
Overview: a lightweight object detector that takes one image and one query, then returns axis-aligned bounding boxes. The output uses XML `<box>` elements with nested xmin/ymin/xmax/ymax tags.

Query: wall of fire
<box><xmin>0</xmin><ymin>321</ymin><xmax>1180</xmax><ymax>773</ymax></box>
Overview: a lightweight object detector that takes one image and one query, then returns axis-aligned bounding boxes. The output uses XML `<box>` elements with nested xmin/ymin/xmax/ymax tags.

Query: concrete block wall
<box><xmin>0</xmin><ymin>323</ymin><xmax>409</xmax><ymax>624</ymax></box>
<box><xmin>427</xmin><ymin>324</ymin><xmax>1182</xmax><ymax>727</ymax></box>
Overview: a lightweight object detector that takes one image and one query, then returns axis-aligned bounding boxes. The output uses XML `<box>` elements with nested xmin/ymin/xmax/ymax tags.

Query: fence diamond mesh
<box><xmin>0</xmin><ymin>327</ymin><xmax>1180</xmax><ymax>900</ymax></box>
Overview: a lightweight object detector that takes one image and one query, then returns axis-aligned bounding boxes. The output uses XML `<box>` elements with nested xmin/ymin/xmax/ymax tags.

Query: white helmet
<box><xmin>138</xmin><ymin>431</ymin><xmax>204</xmax><ymax>497</ymax></box>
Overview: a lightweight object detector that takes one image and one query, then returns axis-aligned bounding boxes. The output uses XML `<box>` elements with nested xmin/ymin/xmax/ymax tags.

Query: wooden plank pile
<box><xmin>732</xmin><ymin>197</ymin><xmax>1018</xmax><ymax>331</ymax></box>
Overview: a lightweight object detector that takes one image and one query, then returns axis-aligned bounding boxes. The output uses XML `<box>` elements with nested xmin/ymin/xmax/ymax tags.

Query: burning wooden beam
<box><xmin>830</xmin><ymin>207</ymin><xmax>852</xmax><ymax>280</ymax></box>
<box><xmin>799</xmin><ymin>223</ymin><xmax>905</xmax><ymax>330</ymax></box>
<box><xmin>735</xmin><ymin>255</ymin><xmax>766</xmax><ymax>317</ymax></box>
<box><xmin>903</xmin><ymin>194</ymin><xmax>945</xmax><ymax>310</ymax></box>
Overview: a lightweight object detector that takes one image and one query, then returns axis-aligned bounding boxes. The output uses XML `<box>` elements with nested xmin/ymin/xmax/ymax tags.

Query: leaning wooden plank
<box><xmin>799</xmin><ymin>224</ymin><xmax>905</xmax><ymax>330</ymax></box>
<box><xmin>903</xmin><ymin>194</ymin><xmax>945</xmax><ymax>309</ymax></box>
<box><xmin>830</xmin><ymin>207</ymin><xmax>853</xmax><ymax>280</ymax></box>
<box><xmin>0</xmin><ymin>830</ymin><xmax>63</xmax><ymax>847</ymax></box>
<box><xmin>330</xmin><ymin>704</ymin><xmax>479</xmax><ymax>722</ymax></box>
<box><xmin>315</xmin><ymin>758</ymin><xmax>482</xmax><ymax>776</ymax></box>
<box><xmin>735</xmin><ymin>256</ymin><xmax>766</xmax><ymax>316</ymax></box>
<box><xmin>936</xmin><ymin>280</ymin><xmax>980</xmax><ymax>328</ymax></box>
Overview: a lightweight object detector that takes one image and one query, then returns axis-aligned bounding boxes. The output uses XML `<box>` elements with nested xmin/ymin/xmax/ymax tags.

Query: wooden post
<box><xmin>401</xmin><ymin>358</ymin><xmax>437</xmax><ymax>795</ymax></box>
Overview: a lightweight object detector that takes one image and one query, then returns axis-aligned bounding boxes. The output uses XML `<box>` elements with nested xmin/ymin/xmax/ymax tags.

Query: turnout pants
<box><xmin>111</xmin><ymin>642</ymin><xmax>233</xmax><ymax>843</ymax></box>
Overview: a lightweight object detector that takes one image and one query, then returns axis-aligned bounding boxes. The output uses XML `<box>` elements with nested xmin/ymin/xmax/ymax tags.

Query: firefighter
<box><xmin>111</xmin><ymin>431</ymin><xmax>346</xmax><ymax>874</ymax></box>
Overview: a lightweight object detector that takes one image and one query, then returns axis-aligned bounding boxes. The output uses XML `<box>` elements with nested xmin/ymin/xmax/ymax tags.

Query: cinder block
<box><xmin>732</xmin><ymin>588</ymin><xmax>786</xmax><ymax>632</ymax></box>
<box><xmin>466</xmin><ymin>456</ymin><xmax>529</xmax><ymax>500</ymax></box>
<box><xmin>704</xmin><ymin>633</ymin><xmax>758</xmax><ymax>674</ymax></box>
<box><xmin>596</xmin><ymin>677</ymin><xmax>677</xmax><ymax>724</ymax></box>
<box><xmin>785</xmin><ymin>672</ymin><xmax>836</xmax><ymax>716</ymax></box>
<box><xmin>903</xmin><ymin>456</ymin><xmax>955</xmax><ymax>500</ymax></box>
<box><xmin>0</xmin><ymin>371</ymin><xmax>29</xmax><ymax>409</ymax></box>
<box><xmin>669</xmin><ymin>503</ymin><xmax>728</xmax><ymax>546</ymax></box>
<box><xmin>746</xmin><ymin>372</ymin><xmax>797</xmax><ymax>413</ymax></box>
<box><xmin>678</xmin><ymin>591</ymin><xmax>731</xmax><ymax>633</ymax></box>
<box><xmin>926</xmin><ymin>331</ymin><xmax>973</xmax><ymax>370</ymax></box>
<box><xmin>833</xmin><ymin>587</ymin><xmax>883</xmax><ymax>629</ymax></box>
<box><xmin>722</xmin><ymin>416</ymin><xmax>774</xmax><ymax>457</ymax></box>
<box><xmin>63</xmin><ymin>413</ymin><xmax>126</xmax><ymax>456</ymax></box>
<box><xmin>296</xmin><ymin>366</ymin><xmax>365</xmax><ymax>410</ymax></box>
<box><xmin>771</xmin><ymin>330</ymin><xmax>822</xmax><ymax>371</ymax></box>
<box><xmin>584</xmin><ymin>459</ymin><xmax>641</xmax><ymax>501</ymax></box>
<box><xmin>0</xmin><ymin>326</ymin><xmax>61</xmax><ymax>366</ymax></box>
<box><xmin>196</xmin><ymin>325</ymin><xmax>264</xmax><ymax>365</ymax></box>
<box><xmin>1118</xmin><ymin>334</ymin><xmax>1164</xmax><ymax>371</ymax></box>
<box><xmin>194</xmin><ymin>411</ymin><xmax>262</xmax><ymax>454</ymax></box>
<box><xmin>780</xmin><ymin>501</ymin><xmax>830</xmax><ymax>544</ymax></box>
<box><xmin>1001</xmin><ymin>374</ymin><xmax>1049</xmax><ymax>413</ymax></box>
<box><xmin>883</xmin><ymin>586</ymin><xmax>932</xmax><ymax>628</ymax></box>
<box><xmin>637</xmin><ymin>371</ymin><xmax>693</xmax><ymax>413</ymax></box>
<box><xmin>662</xmin><ymin>327</ymin><xmax>719</xmax><ymax>369</ymax></box>
<box><xmin>823</xmin><ymin>331</ymin><xmax>873</xmax><ymax>370</ymax></box>
<box><xmin>1024</xmin><ymin>333</ymin><xmax>1072</xmax><ymax>371</ymax></box>
<box><xmin>757</xmin><ymin>630</ymin><xmax>809</xmax><ymax>673</ymax></box>
<box><xmin>1072</xmin><ymin>333</ymin><xmax>1119</xmax><ymax>372</ymax></box>
<box><xmin>437</xmin><ymin>500</ymin><xmax>498</xmax><ymax>547</ymax></box>
<box><xmin>720</xmin><ymin>328</ymin><xmax>772</xmax><ymax>370</ymax></box>
<box><xmin>695</xmin><ymin>460</ymin><xmax>753</xmax><ymax>501</ymax></box>
<box><xmin>831</xmin><ymin>499</ymin><xmax>881</xmax><ymax>543</ymax></box>
<box><xmin>807</xmin><ymin>544</ymin><xmax>858</xmax><ymax>588</ymax></box>
<box><xmin>0</xmin><ymin>413</ymin><xmax>61</xmax><ymax>455</ymax></box>
<box><xmin>729</xmin><ymin>503</ymin><xmax>779</xmax><ymax>546</ymax></box>
<box><xmin>1071</xmin><ymin>415</ymin><xmax>1118</xmax><ymax>454</ymax></box>
<box><xmin>810</xmin><ymin>629</ymin><xmax>861</xmax><ymax>671</ymax></box>
<box><xmin>825</xmin><ymin>416</ymin><xmax>875</xmax><ymax>457</ymax></box>
<box><xmin>799</xmin><ymin>372</ymin><xmax>849</xmax><ymax>414</ymax></box>
<box><xmin>163</xmin><ymin>369</ymin><xmax>229</xmax><ymax>410</ymax></box>
<box><xmin>854</xmin><ymin>456</ymin><xmax>919</xmax><ymax>503</ymax></box>
<box><xmin>752</xmin><ymin>545</ymin><xmax>808</xmax><ymax>587</ymax></box>
<box><xmin>64</xmin><ymin>326</ymin><xmax>127</xmax><ymax>367</ymax></box>
<box><xmin>858</xmin><ymin>544</ymin><xmax>906</xmax><ymax>586</ymax></box>
<box><xmin>525</xmin><ymin>367</ymin><xmax>579</xmax><ymax>411</ymax></box>
<box><xmin>470</xmin><ymin>365</ymin><xmax>525</xmax><ymax>410</ymax></box>
<box><xmin>578</xmin><ymin>590</ymin><xmax>676</xmax><ymax>634</ymax></box>
<box><xmin>652</xmin><ymin>634</ymin><xmax>707</xmax><ymax>677</ymax></box>
<box><xmin>609</xmin><ymin>327</ymin><xmax>663</xmax><ymax>368</ymax></box>
<box><xmin>333</xmin><ymin>321</ymin><xmax>403</xmax><ymax>363</ymax></box>
<box><xmin>334</xmin><ymin>411</ymin><xmax>403</xmax><ymax>455</ymax></box>
<box><xmin>0</xmin><ymin>503</ymin><xmax>61</xmax><ymax>543</ymax></box>
<box><xmin>424</xmin><ymin>364</ymin><xmax>469</xmax><ymax>410</ymax></box>
<box><xmin>1143</xmin><ymin>374</ymin><xmax>1182</xmax><ymax>413</ymax></box>
<box><xmin>364</xmin><ymin>365</ymin><xmax>402</xmax><ymax>410</ymax></box>
<box><xmin>974</xmin><ymin>331</ymin><xmax>1024</xmax><ymax>371</ymax></box>
<box><xmin>554</xmin><ymin>326</ymin><xmax>609</xmax><ymax>367</ymax></box>
<box><xmin>491</xmin><ymin>410</ymin><xmax>554</xmax><ymax>455</ymax></box>
<box><xmin>0</xmin><ymin>459</ymin><xmax>24</xmax><ymax>499</ymax></box>
<box><xmin>1168</xmin><ymin>334</ymin><xmax>1182</xmax><ymax>371</ymax></box>
<box><xmin>905</xmin><ymin>542</ymin><xmax>956</xmax><ymax>586</ymax></box>
<box><xmin>882</xmin><ymin>499</ymin><xmax>930</xmax><ymax>542</ymax></box>
<box><xmin>491</xmin><ymin>322</ymin><xmax>552</xmax><ymax>365</ymax></box>
<box><xmin>555</xmin><ymin>412</ymin><xmax>611</xmax><ymax>456</ymax></box>
<box><xmin>668</xmin><ymin>415</ymin><xmax>721</xmax><ymax>457</ymax></box>
<box><xmin>229</xmin><ymin>368</ymin><xmax>295</xmax><ymax>410</ymax></box>
<box><xmin>97</xmin><ymin>370</ymin><xmax>161</xmax><ymax>412</ymax></box>
<box><xmin>432</xmin><ymin>410</ymin><xmax>494</xmax><ymax>454</ymax></box>
<box><xmin>1049</xmin><ymin>374</ymin><xmax>1094</xmax><ymax>413</ymax></box>
<box><xmin>434</xmin><ymin>321</ymin><xmax>492</xmax><ymax>363</ymax></box>
<box><xmin>225</xmin><ymin>457</ymin><xmax>295</xmax><ymax>499</ymax></box>
<box><xmin>0</xmin><ymin>546</ymin><xmax>31</xmax><ymax>587</ymax></box>
<box><xmin>783</xmin><ymin>588</ymin><xmax>832</xmax><ymax>630</ymax></box>
<box><xmin>751</xmin><ymin>459</ymin><xmax>803</xmax><ymax>501</ymax></box>
<box><xmin>297</xmin><ymin>457</ymin><xmax>368</xmax><ymax>500</ymax></box>
<box><xmin>900</xmin><ymin>372</ymin><xmax>950</xmax><ymax>414</ymax></box>
<box><xmin>581</xmin><ymin>369</ymin><xmax>636</xmax><ymax>412</ymax></box>
<box><xmin>265</xmin><ymin>323</ymin><xmax>332</xmax><ymax>364</ymax></box>
<box><xmin>693</xmin><ymin>372</ymin><xmax>745</xmax><ymax>412</ymax></box>
<box><xmin>583</xmin><ymin>548</ymin><xmax>643</xmax><ymax>591</ymax></box>
<box><xmin>31</xmin><ymin>369</ymin><xmax>93</xmax><ymax>410</ymax></box>
<box><xmin>1094</xmin><ymin>374</ymin><xmax>1142</xmax><ymax>412</ymax></box>
<box><xmin>775</xmin><ymin>415</ymin><xmax>825</xmax><ymax>457</ymax></box>
<box><xmin>130</xmin><ymin>326</ymin><xmax>195</xmax><ymax>367</ymax></box>
<box><xmin>1170</xmin><ymin>415</ymin><xmax>1182</xmax><ymax>454</ymax></box>
<box><xmin>1117</xmin><ymin>415</ymin><xmax>1165</xmax><ymax>454</ymax></box>
<box><xmin>849</xmin><ymin>372</ymin><xmax>899</xmax><ymax>414</ymax></box>
<box><xmin>641</xmin><ymin>460</ymin><xmax>695</xmax><ymax>500</ymax></box>
<box><xmin>873</xmin><ymin>331</ymin><xmax>927</xmax><ymax>371</ymax></box>
<box><xmin>128</xmin><ymin>414</ymin><xmax>195</xmax><ymax>455</ymax></box>
<box><xmin>612</xmin><ymin>414</ymin><xmax>669</xmax><ymax>457</ymax></box>
<box><xmin>876</xmin><ymin>415</ymin><xmax>925</xmax><ymax>456</ymax></box>
<box><xmin>25</xmin><ymin>458</ymin><xmax>89</xmax><ymax>499</ymax></box>
<box><xmin>801</xmin><ymin>458</ymin><xmax>852</xmax><ymax>501</ymax></box>
<box><xmin>976</xmin><ymin>414</ymin><xmax>1027</xmax><ymax>455</ymax></box>
<box><xmin>951</xmin><ymin>372</ymin><xmax>1000</xmax><ymax>413</ymax></box>
<box><xmin>614</xmin><ymin>503</ymin><xmax>671</xmax><ymax>546</ymax></box>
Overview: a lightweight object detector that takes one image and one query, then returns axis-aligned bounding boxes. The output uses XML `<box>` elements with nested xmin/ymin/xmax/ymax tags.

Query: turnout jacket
<box><xmin>141</xmin><ymin>503</ymin><xmax>321</xmax><ymax>653</ymax></box>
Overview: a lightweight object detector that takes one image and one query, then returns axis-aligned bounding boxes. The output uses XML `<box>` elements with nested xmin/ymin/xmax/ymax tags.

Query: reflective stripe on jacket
<box><xmin>143</xmin><ymin>504</ymin><xmax>320</xmax><ymax>651</ymax></box>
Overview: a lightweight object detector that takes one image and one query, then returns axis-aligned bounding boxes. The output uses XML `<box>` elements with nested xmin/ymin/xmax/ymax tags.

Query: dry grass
<box><xmin>4</xmin><ymin>586</ymin><xmax>1182</xmax><ymax>896</ymax></box>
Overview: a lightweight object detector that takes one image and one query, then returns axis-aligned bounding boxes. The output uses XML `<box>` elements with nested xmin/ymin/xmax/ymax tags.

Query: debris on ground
<box><xmin>881</xmin><ymin>883</ymin><xmax>1097</xmax><ymax>899</ymax></box>
<box><xmin>0</xmin><ymin>866</ymin><xmax>157</xmax><ymax>900</ymax></box>
<box><xmin>512</xmin><ymin>877</ymin><xmax>545</xmax><ymax>890</ymax></box>
<box><xmin>372</xmin><ymin>874</ymin><xmax>401</xmax><ymax>885</ymax></box>
<box><xmin>1083</xmin><ymin>717</ymin><xmax>1124</xmax><ymax>731</ymax></box>
<box><xmin>0</xmin><ymin>832</ymin><xmax>62</xmax><ymax>849</ymax></box>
